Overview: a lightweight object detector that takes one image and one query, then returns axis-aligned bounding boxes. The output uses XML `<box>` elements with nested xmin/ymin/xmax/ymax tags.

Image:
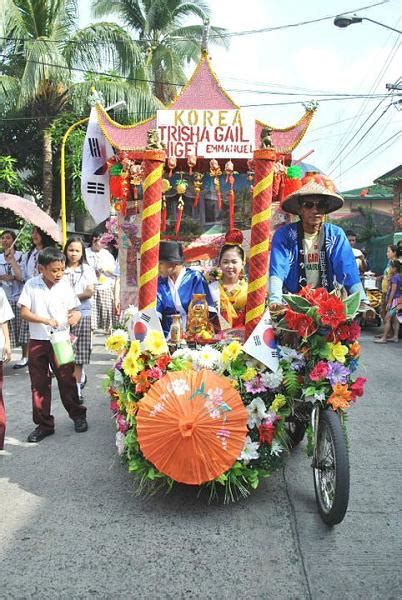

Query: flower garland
<box><xmin>104</xmin><ymin>286</ymin><xmax>366</xmax><ymax>502</ymax></box>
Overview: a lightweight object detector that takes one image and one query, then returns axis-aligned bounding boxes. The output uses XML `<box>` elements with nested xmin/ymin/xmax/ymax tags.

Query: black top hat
<box><xmin>159</xmin><ymin>240</ymin><xmax>184</xmax><ymax>263</ymax></box>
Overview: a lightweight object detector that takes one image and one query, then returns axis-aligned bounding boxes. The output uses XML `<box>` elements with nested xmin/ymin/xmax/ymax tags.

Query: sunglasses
<box><xmin>300</xmin><ymin>199</ymin><xmax>328</xmax><ymax>211</ymax></box>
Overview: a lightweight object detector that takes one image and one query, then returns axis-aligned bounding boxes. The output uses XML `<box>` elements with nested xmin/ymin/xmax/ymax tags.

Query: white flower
<box><xmin>239</xmin><ymin>436</ymin><xmax>260</xmax><ymax>464</ymax></box>
<box><xmin>270</xmin><ymin>440</ymin><xmax>284</xmax><ymax>457</ymax></box>
<box><xmin>172</xmin><ymin>347</ymin><xmax>193</xmax><ymax>362</ymax></box>
<box><xmin>192</xmin><ymin>346</ymin><xmax>222</xmax><ymax>370</ymax></box>
<box><xmin>168</xmin><ymin>379</ymin><xmax>190</xmax><ymax>396</ymax></box>
<box><xmin>246</xmin><ymin>397</ymin><xmax>268</xmax><ymax>429</ymax></box>
<box><xmin>114</xmin><ymin>369</ymin><xmax>124</xmax><ymax>384</ymax></box>
<box><xmin>278</xmin><ymin>346</ymin><xmax>305</xmax><ymax>371</ymax></box>
<box><xmin>115</xmin><ymin>431</ymin><xmax>126</xmax><ymax>456</ymax></box>
<box><xmin>260</xmin><ymin>367</ymin><xmax>284</xmax><ymax>389</ymax></box>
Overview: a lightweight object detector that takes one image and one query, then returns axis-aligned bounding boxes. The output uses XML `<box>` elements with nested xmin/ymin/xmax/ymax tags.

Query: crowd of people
<box><xmin>0</xmin><ymin>228</ymin><xmax>119</xmax><ymax>450</ymax></box>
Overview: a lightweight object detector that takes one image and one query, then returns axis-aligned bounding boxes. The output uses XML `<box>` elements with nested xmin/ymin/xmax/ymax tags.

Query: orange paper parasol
<box><xmin>136</xmin><ymin>370</ymin><xmax>248</xmax><ymax>485</ymax></box>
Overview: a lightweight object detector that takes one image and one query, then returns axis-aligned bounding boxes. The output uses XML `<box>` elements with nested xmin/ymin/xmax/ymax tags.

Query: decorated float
<box><xmin>86</xmin><ymin>48</ymin><xmax>365</xmax><ymax>523</ymax></box>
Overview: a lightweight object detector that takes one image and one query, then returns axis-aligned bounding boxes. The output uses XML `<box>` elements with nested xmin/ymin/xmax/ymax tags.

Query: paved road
<box><xmin>0</xmin><ymin>331</ymin><xmax>400</xmax><ymax>599</ymax></box>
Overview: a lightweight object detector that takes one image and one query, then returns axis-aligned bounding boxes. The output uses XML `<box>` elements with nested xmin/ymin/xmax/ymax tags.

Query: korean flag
<box><xmin>242</xmin><ymin>307</ymin><xmax>279</xmax><ymax>372</ymax></box>
<box><xmin>81</xmin><ymin>107</ymin><xmax>114</xmax><ymax>224</ymax></box>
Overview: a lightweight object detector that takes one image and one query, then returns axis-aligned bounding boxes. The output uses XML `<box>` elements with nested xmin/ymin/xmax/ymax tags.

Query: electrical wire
<box><xmin>335</xmin><ymin>130</ymin><xmax>402</xmax><ymax>177</ymax></box>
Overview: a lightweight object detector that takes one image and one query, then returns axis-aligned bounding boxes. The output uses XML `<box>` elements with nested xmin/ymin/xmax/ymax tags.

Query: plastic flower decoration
<box><xmin>328</xmin><ymin>342</ymin><xmax>349</xmax><ymax>364</ymax></box>
<box><xmin>239</xmin><ymin>436</ymin><xmax>260</xmax><ymax>464</ymax></box>
<box><xmin>327</xmin><ymin>383</ymin><xmax>352</xmax><ymax>410</ymax></box>
<box><xmin>144</xmin><ymin>330</ymin><xmax>168</xmax><ymax>356</ymax></box>
<box><xmin>221</xmin><ymin>340</ymin><xmax>242</xmax><ymax>363</ymax></box>
<box><xmin>246</xmin><ymin>397</ymin><xmax>268</xmax><ymax>429</ymax></box>
<box><xmin>105</xmin><ymin>329</ymin><xmax>129</xmax><ymax>353</ymax></box>
<box><xmin>122</xmin><ymin>352</ymin><xmax>140</xmax><ymax>378</ymax></box>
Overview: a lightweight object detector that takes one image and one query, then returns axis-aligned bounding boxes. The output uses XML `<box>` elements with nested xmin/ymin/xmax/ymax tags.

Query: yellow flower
<box><xmin>328</xmin><ymin>342</ymin><xmax>348</xmax><ymax>364</ymax></box>
<box><xmin>105</xmin><ymin>329</ymin><xmax>128</xmax><ymax>353</ymax></box>
<box><xmin>144</xmin><ymin>330</ymin><xmax>168</xmax><ymax>356</ymax></box>
<box><xmin>127</xmin><ymin>340</ymin><xmax>141</xmax><ymax>360</ymax></box>
<box><xmin>122</xmin><ymin>353</ymin><xmax>140</xmax><ymax>377</ymax></box>
<box><xmin>228</xmin><ymin>378</ymin><xmax>239</xmax><ymax>389</ymax></box>
<box><xmin>221</xmin><ymin>340</ymin><xmax>242</xmax><ymax>364</ymax></box>
<box><xmin>270</xmin><ymin>393</ymin><xmax>286</xmax><ymax>413</ymax></box>
<box><xmin>125</xmin><ymin>401</ymin><xmax>138</xmax><ymax>418</ymax></box>
<box><xmin>241</xmin><ymin>367</ymin><xmax>257</xmax><ymax>382</ymax></box>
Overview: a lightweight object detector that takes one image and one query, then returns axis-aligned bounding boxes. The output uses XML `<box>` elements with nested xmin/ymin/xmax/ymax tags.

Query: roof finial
<box><xmin>201</xmin><ymin>18</ymin><xmax>210</xmax><ymax>55</ymax></box>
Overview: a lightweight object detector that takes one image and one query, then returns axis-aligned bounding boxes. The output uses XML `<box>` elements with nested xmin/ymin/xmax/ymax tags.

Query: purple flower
<box><xmin>326</xmin><ymin>361</ymin><xmax>350</xmax><ymax>385</ymax></box>
<box><xmin>244</xmin><ymin>376</ymin><xmax>267</xmax><ymax>394</ymax></box>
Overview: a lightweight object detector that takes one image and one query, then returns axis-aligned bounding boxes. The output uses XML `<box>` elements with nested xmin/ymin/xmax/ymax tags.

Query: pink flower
<box><xmin>310</xmin><ymin>361</ymin><xmax>329</xmax><ymax>381</ymax></box>
<box><xmin>244</xmin><ymin>376</ymin><xmax>267</xmax><ymax>394</ymax></box>
<box><xmin>110</xmin><ymin>400</ymin><xmax>119</xmax><ymax>412</ymax></box>
<box><xmin>116</xmin><ymin>414</ymin><xmax>129</xmax><ymax>433</ymax></box>
<box><xmin>350</xmin><ymin>377</ymin><xmax>367</xmax><ymax>401</ymax></box>
<box><xmin>146</xmin><ymin>366</ymin><xmax>163</xmax><ymax>380</ymax></box>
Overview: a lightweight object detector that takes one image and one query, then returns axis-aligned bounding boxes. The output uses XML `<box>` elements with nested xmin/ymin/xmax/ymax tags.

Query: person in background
<box><xmin>14</xmin><ymin>227</ymin><xmax>55</xmax><ymax>369</ymax></box>
<box><xmin>380</xmin><ymin>245</ymin><xmax>398</xmax><ymax>314</ymax></box>
<box><xmin>374</xmin><ymin>260</ymin><xmax>401</xmax><ymax>343</ymax></box>
<box><xmin>63</xmin><ymin>236</ymin><xmax>97</xmax><ymax>403</ymax></box>
<box><xmin>0</xmin><ymin>286</ymin><xmax>14</xmax><ymax>451</ymax></box>
<box><xmin>18</xmin><ymin>247</ymin><xmax>87</xmax><ymax>443</ymax></box>
<box><xmin>209</xmin><ymin>230</ymin><xmax>248</xmax><ymax>329</ymax></box>
<box><xmin>0</xmin><ymin>230</ymin><xmax>24</xmax><ymax>354</ymax></box>
<box><xmin>346</xmin><ymin>229</ymin><xmax>367</xmax><ymax>276</ymax></box>
<box><xmin>157</xmin><ymin>240</ymin><xmax>217</xmax><ymax>337</ymax></box>
<box><xmin>85</xmin><ymin>232</ymin><xmax>116</xmax><ymax>334</ymax></box>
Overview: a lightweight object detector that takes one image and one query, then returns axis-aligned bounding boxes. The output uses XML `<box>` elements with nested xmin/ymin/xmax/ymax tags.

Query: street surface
<box><xmin>0</xmin><ymin>331</ymin><xmax>400</xmax><ymax>600</ymax></box>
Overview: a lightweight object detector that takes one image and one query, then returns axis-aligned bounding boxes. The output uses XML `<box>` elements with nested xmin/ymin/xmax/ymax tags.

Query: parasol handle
<box><xmin>5</xmin><ymin>222</ymin><xmax>29</xmax><ymax>254</ymax></box>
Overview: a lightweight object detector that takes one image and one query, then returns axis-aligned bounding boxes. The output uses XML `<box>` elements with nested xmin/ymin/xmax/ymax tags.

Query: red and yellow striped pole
<box><xmin>245</xmin><ymin>148</ymin><xmax>276</xmax><ymax>340</ymax></box>
<box><xmin>138</xmin><ymin>149</ymin><xmax>165</xmax><ymax>311</ymax></box>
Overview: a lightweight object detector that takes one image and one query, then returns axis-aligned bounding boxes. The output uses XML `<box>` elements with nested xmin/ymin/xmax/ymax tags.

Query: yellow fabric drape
<box><xmin>219</xmin><ymin>280</ymin><xmax>248</xmax><ymax>327</ymax></box>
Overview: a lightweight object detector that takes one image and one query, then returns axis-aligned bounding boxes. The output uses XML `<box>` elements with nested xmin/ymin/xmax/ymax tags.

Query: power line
<box><xmin>336</xmin><ymin>130</ymin><xmax>402</xmax><ymax>177</ymax></box>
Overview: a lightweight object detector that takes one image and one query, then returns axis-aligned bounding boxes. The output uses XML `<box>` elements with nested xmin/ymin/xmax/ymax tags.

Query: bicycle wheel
<box><xmin>313</xmin><ymin>408</ymin><xmax>350</xmax><ymax>525</ymax></box>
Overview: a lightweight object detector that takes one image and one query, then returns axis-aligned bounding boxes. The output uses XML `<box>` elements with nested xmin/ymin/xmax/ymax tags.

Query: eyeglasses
<box><xmin>300</xmin><ymin>199</ymin><xmax>328</xmax><ymax>212</ymax></box>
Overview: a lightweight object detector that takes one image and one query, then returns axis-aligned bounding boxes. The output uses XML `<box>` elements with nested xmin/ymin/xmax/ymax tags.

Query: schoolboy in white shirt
<box><xmin>0</xmin><ymin>287</ymin><xmax>14</xmax><ymax>450</ymax></box>
<box><xmin>18</xmin><ymin>247</ymin><xmax>88</xmax><ymax>443</ymax></box>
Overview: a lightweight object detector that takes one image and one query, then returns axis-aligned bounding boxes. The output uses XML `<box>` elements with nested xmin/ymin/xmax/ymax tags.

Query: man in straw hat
<box><xmin>269</xmin><ymin>177</ymin><xmax>371</xmax><ymax>309</ymax></box>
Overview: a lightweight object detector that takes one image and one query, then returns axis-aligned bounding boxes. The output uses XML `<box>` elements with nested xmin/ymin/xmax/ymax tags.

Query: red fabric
<box><xmin>28</xmin><ymin>340</ymin><xmax>86</xmax><ymax>432</ymax></box>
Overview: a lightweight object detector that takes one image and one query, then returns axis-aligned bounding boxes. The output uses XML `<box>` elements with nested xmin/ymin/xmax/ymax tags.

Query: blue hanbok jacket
<box><xmin>157</xmin><ymin>267</ymin><xmax>216</xmax><ymax>336</ymax></box>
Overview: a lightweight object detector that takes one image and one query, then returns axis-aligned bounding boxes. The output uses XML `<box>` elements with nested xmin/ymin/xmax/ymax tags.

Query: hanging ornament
<box><xmin>109</xmin><ymin>163</ymin><xmax>130</xmax><ymax>216</ymax></box>
<box><xmin>273</xmin><ymin>162</ymin><xmax>286</xmax><ymax>203</ymax></box>
<box><xmin>175</xmin><ymin>179</ymin><xmax>188</xmax><ymax>235</ymax></box>
<box><xmin>129</xmin><ymin>163</ymin><xmax>144</xmax><ymax>213</ymax></box>
<box><xmin>187</xmin><ymin>154</ymin><xmax>197</xmax><ymax>176</ymax></box>
<box><xmin>161</xmin><ymin>178</ymin><xmax>171</xmax><ymax>232</ymax></box>
<box><xmin>209</xmin><ymin>159</ymin><xmax>222</xmax><ymax>210</ymax></box>
<box><xmin>247</xmin><ymin>159</ymin><xmax>255</xmax><ymax>193</ymax></box>
<box><xmin>225</xmin><ymin>160</ymin><xmax>236</xmax><ymax>231</ymax></box>
<box><xmin>167</xmin><ymin>157</ymin><xmax>177</xmax><ymax>178</ymax></box>
<box><xmin>282</xmin><ymin>164</ymin><xmax>303</xmax><ymax>199</ymax></box>
<box><xmin>192</xmin><ymin>172</ymin><xmax>204</xmax><ymax>208</ymax></box>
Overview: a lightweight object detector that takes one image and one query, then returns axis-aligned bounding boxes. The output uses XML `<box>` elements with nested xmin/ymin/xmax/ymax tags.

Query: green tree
<box><xmin>0</xmin><ymin>0</ymin><xmax>161</xmax><ymax>216</ymax></box>
<box><xmin>92</xmin><ymin>0</ymin><xmax>227</xmax><ymax>103</ymax></box>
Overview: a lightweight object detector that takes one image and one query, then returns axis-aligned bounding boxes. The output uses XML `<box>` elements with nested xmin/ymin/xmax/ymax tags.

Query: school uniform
<box><xmin>0</xmin><ymin>251</ymin><xmax>24</xmax><ymax>348</ymax></box>
<box><xmin>18</xmin><ymin>248</ymin><xmax>41</xmax><ymax>345</ymax></box>
<box><xmin>18</xmin><ymin>276</ymin><xmax>86</xmax><ymax>433</ymax></box>
<box><xmin>85</xmin><ymin>247</ymin><xmax>116</xmax><ymax>332</ymax></box>
<box><xmin>0</xmin><ymin>287</ymin><xmax>15</xmax><ymax>449</ymax></box>
<box><xmin>63</xmin><ymin>264</ymin><xmax>97</xmax><ymax>364</ymax></box>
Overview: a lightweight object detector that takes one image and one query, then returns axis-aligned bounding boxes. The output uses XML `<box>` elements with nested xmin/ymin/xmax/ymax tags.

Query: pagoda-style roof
<box><xmin>96</xmin><ymin>53</ymin><xmax>315</xmax><ymax>155</ymax></box>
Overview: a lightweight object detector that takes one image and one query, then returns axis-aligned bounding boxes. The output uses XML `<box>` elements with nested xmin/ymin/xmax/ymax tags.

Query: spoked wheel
<box><xmin>313</xmin><ymin>409</ymin><xmax>350</xmax><ymax>525</ymax></box>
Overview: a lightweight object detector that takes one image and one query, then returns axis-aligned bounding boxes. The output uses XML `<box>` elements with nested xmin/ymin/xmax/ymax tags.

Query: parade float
<box><xmin>87</xmin><ymin>49</ymin><xmax>365</xmax><ymax>523</ymax></box>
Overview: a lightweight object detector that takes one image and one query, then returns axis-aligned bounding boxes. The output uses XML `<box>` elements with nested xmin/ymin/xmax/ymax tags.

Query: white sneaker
<box><xmin>13</xmin><ymin>358</ymin><xmax>28</xmax><ymax>370</ymax></box>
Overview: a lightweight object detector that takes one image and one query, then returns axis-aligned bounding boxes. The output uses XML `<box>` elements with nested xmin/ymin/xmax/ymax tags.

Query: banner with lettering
<box><xmin>157</xmin><ymin>109</ymin><xmax>255</xmax><ymax>158</ymax></box>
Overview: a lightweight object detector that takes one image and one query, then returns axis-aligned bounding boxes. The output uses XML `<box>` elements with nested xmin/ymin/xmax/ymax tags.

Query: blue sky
<box><xmin>79</xmin><ymin>0</ymin><xmax>401</xmax><ymax>192</ymax></box>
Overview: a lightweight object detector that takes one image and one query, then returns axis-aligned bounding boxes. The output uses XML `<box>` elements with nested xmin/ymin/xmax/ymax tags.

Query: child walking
<box><xmin>63</xmin><ymin>236</ymin><xmax>97</xmax><ymax>402</ymax></box>
<box><xmin>0</xmin><ymin>287</ymin><xmax>14</xmax><ymax>450</ymax></box>
<box><xmin>18</xmin><ymin>247</ymin><xmax>88</xmax><ymax>442</ymax></box>
<box><xmin>374</xmin><ymin>260</ymin><xmax>401</xmax><ymax>344</ymax></box>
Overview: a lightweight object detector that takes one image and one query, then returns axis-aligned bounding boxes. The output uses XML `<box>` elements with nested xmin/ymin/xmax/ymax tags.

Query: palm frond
<box><xmin>92</xmin><ymin>0</ymin><xmax>146</xmax><ymax>33</ymax></box>
<box><xmin>19</xmin><ymin>39</ymin><xmax>68</xmax><ymax>105</ymax></box>
<box><xmin>0</xmin><ymin>75</ymin><xmax>21</xmax><ymax>112</ymax></box>
<box><xmin>171</xmin><ymin>2</ymin><xmax>208</xmax><ymax>24</ymax></box>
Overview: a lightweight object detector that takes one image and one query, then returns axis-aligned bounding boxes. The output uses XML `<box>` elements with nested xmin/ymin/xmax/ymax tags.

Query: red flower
<box><xmin>258</xmin><ymin>421</ymin><xmax>276</xmax><ymax>445</ymax></box>
<box><xmin>330</xmin><ymin>321</ymin><xmax>361</xmax><ymax>343</ymax></box>
<box><xmin>310</xmin><ymin>361</ymin><xmax>329</xmax><ymax>381</ymax></box>
<box><xmin>285</xmin><ymin>309</ymin><xmax>317</xmax><ymax>337</ymax></box>
<box><xmin>350</xmin><ymin>377</ymin><xmax>367</xmax><ymax>400</ymax></box>
<box><xmin>133</xmin><ymin>371</ymin><xmax>150</xmax><ymax>394</ymax></box>
<box><xmin>348</xmin><ymin>320</ymin><xmax>361</xmax><ymax>342</ymax></box>
<box><xmin>299</xmin><ymin>286</ymin><xmax>331</xmax><ymax>304</ymax></box>
<box><xmin>317</xmin><ymin>296</ymin><xmax>346</xmax><ymax>329</ymax></box>
<box><xmin>156</xmin><ymin>354</ymin><xmax>171</xmax><ymax>370</ymax></box>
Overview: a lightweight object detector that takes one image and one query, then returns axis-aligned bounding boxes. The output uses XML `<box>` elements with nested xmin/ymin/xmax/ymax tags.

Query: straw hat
<box><xmin>281</xmin><ymin>180</ymin><xmax>344</xmax><ymax>215</ymax></box>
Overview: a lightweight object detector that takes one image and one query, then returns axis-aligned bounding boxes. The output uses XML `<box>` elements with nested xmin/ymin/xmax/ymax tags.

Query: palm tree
<box><xmin>92</xmin><ymin>0</ymin><xmax>228</xmax><ymax>104</ymax></box>
<box><xmin>0</xmin><ymin>0</ymin><xmax>161</xmax><ymax>215</ymax></box>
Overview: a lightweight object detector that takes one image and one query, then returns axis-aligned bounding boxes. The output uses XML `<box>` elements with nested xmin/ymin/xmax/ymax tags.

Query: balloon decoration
<box><xmin>209</xmin><ymin>159</ymin><xmax>222</xmax><ymax>210</ymax></box>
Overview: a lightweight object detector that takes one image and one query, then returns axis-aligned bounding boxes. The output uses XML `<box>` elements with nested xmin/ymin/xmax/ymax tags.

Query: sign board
<box><xmin>157</xmin><ymin>109</ymin><xmax>255</xmax><ymax>158</ymax></box>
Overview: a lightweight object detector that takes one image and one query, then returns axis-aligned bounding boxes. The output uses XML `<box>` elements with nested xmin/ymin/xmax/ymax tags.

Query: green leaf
<box><xmin>344</xmin><ymin>291</ymin><xmax>360</xmax><ymax>319</ymax></box>
<box><xmin>283</xmin><ymin>294</ymin><xmax>312</xmax><ymax>313</ymax></box>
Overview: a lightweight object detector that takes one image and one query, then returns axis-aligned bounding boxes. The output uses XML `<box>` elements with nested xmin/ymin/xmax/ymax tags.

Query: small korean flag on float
<box><xmin>127</xmin><ymin>307</ymin><xmax>169</xmax><ymax>354</ymax></box>
<box><xmin>242</xmin><ymin>308</ymin><xmax>279</xmax><ymax>372</ymax></box>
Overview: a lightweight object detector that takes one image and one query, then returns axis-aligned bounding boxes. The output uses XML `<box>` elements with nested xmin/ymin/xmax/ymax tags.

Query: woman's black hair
<box><xmin>1</xmin><ymin>229</ymin><xmax>16</xmax><ymax>241</ymax></box>
<box><xmin>63</xmin><ymin>235</ymin><xmax>88</xmax><ymax>266</ymax></box>
<box><xmin>387</xmin><ymin>244</ymin><xmax>397</xmax><ymax>255</ymax></box>
<box><xmin>218</xmin><ymin>243</ymin><xmax>245</xmax><ymax>264</ymax></box>
<box><xmin>27</xmin><ymin>227</ymin><xmax>55</xmax><ymax>261</ymax></box>
<box><xmin>389</xmin><ymin>259</ymin><xmax>401</xmax><ymax>272</ymax></box>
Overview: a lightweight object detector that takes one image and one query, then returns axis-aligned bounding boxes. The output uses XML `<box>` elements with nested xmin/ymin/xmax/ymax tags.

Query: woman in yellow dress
<box><xmin>209</xmin><ymin>230</ymin><xmax>247</xmax><ymax>329</ymax></box>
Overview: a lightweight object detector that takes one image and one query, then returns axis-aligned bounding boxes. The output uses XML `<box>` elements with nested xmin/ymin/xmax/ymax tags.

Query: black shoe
<box><xmin>80</xmin><ymin>373</ymin><xmax>88</xmax><ymax>390</ymax></box>
<box><xmin>74</xmin><ymin>417</ymin><xmax>88</xmax><ymax>433</ymax></box>
<box><xmin>27</xmin><ymin>427</ymin><xmax>55</xmax><ymax>443</ymax></box>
